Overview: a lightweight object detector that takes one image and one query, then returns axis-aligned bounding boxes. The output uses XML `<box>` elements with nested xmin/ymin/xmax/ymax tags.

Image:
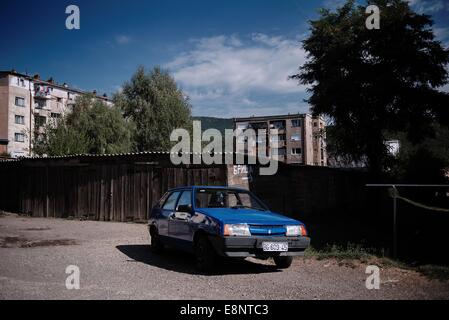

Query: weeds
<box><xmin>304</xmin><ymin>243</ymin><xmax>374</xmax><ymax>261</ymax></box>
<box><xmin>304</xmin><ymin>242</ymin><xmax>449</xmax><ymax>281</ymax></box>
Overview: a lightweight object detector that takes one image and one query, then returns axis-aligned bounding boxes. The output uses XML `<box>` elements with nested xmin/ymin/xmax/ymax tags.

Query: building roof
<box><xmin>0</xmin><ymin>70</ymin><xmax>111</xmax><ymax>102</ymax></box>
<box><xmin>233</xmin><ymin>113</ymin><xmax>313</xmax><ymax>123</ymax></box>
<box><xmin>0</xmin><ymin>151</ymin><xmax>246</xmax><ymax>163</ymax></box>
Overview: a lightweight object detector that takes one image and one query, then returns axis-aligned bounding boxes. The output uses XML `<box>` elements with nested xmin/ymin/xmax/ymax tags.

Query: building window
<box><xmin>57</xmin><ymin>97</ymin><xmax>63</xmax><ymax>103</ymax></box>
<box><xmin>270</xmin><ymin>121</ymin><xmax>285</xmax><ymax>130</ymax></box>
<box><xmin>35</xmin><ymin>133</ymin><xmax>45</xmax><ymax>143</ymax></box>
<box><xmin>291</xmin><ymin>148</ymin><xmax>302</xmax><ymax>155</ymax></box>
<box><xmin>51</xmin><ymin>113</ymin><xmax>61</xmax><ymax>119</ymax></box>
<box><xmin>271</xmin><ymin>134</ymin><xmax>286</xmax><ymax>141</ymax></box>
<box><xmin>35</xmin><ymin>115</ymin><xmax>47</xmax><ymax>128</ymax></box>
<box><xmin>236</xmin><ymin>123</ymin><xmax>248</xmax><ymax>130</ymax></box>
<box><xmin>272</xmin><ymin>147</ymin><xmax>286</xmax><ymax>156</ymax></box>
<box><xmin>313</xmin><ymin>122</ymin><xmax>318</xmax><ymax>127</ymax></box>
<box><xmin>17</xmin><ymin>78</ymin><xmax>26</xmax><ymax>87</ymax></box>
<box><xmin>291</xmin><ymin>119</ymin><xmax>301</xmax><ymax>127</ymax></box>
<box><xmin>14</xmin><ymin>133</ymin><xmax>25</xmax><ymax>142</ymax></box>
<box><xmin>15</xmin><ymin>97</ymin><xmax>25</xmax><ymax>107</ymax></box>
<box><xmin>321</xmin><ymin>148</ymin><xmax>325</xmax><ymax>160</ymax></box>
<box><xmin>15</xmin><ymin>115</ymin><xmax>25</xmax><ymax>125</ymax></box>
<box><xmin>291</xmin><ymin>134</ymin><xmax>301</xmax><ymax>141</ymax></box>
<box><xmin>35</xmin><ymin>99</ymin><xmax>46</xmax><ymax>109</ymax></box>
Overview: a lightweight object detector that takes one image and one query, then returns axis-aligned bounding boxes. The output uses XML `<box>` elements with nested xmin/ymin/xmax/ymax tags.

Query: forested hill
<box><xmin>192</xmin><ymin>116</ymin><xmax>234</xmax><ymax>134</ymax></box>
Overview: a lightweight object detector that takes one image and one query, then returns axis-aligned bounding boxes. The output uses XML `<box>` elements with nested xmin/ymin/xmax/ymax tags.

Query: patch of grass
<box><xmin>305</xmin><ymin>243</ymin><xmax>374</xmax><ymax>261</ymax></box>
<box><xmin>416</xmin><ymin>265</ymin><xmax>449</xmax><ymax>281</ymax></box>
<box><xmin>304</xmin><ymin>242</ymin><xmax>449</xmax><ymax>281</ymax></box>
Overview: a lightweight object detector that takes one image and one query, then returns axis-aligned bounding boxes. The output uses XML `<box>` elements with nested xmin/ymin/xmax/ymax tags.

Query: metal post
<box><xmin>366</xmin><ymin>184</ymin><xmax>449</xmax><ymax>260</ymax></box>
<box><xmin>393</xmin><ymin>191</ymin><xmax>397</xmax><ymax>259</ymax></box>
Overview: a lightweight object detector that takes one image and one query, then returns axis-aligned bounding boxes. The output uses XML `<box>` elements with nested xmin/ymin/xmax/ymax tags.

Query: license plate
<box><xmin>262</xmin><ymin>242</ymin><xmax>288</xmax><ymax>252</ymax></box>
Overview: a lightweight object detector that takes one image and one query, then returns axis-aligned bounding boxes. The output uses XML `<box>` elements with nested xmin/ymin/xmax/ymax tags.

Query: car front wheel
<box><xmin>195</xmin><ymin>236</ymin><xmax>216</xmax><ymax>272</ymax></box>
<box><xmin>273</xmin><ymin>256</ymin><xmax>293</xmax><ymax>269</ymax></box>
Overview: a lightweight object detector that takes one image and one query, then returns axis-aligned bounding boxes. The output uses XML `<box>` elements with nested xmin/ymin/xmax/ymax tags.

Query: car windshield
<box><xmin>195</xmin><ymin>188</ymin><xmax>267</xmax><ymax>211</ymax></box>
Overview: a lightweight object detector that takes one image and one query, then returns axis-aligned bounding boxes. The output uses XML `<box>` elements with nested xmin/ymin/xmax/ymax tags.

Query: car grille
<box><xmin>249</xmin><ymin>225</ymin><xmax>286</xmax><ymax>236</ymax></box>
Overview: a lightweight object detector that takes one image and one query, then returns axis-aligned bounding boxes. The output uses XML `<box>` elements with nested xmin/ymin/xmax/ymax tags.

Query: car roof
<box><xmin>167</xmin><ymin>186</ymin><xmax>248</xmax><ymax>192</ymax></box>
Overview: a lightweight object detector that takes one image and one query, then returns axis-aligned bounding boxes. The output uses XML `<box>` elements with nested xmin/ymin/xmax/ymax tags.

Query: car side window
<box><xmin>176</xmin><ymin>191</ymin><xmax>192</xmax><ymax>210</ymax></box>
<box><xmin>162</xmin><ymin>192</ymin><xmax>180</xmax><ymax>211</ymax></box>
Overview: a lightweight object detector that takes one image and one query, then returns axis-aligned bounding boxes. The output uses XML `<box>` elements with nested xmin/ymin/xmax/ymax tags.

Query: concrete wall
<box><xmin>303</xmin><ymin>115</ymin><xmax>314</xmax><ymax>165</ymax></box>
<box><xmin>285</xmin><ymin>117</ymin><xmax>303</xmax><ymax>164</ymax></box>
<box><xmin>8</xmin><ymin>78</ymin><xmax>31</xmax><ymax>157</ymax></box>
<box><xmin>0</xmin><ymin>75</ymin><xmax>9</xmax><ymax>147</ymax></box>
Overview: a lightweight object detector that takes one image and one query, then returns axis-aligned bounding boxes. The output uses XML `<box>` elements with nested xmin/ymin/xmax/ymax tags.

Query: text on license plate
<box><xmin>262</xmin><ymin>242</ymin><xmax>288</xmax><ymax>252</ymax></box>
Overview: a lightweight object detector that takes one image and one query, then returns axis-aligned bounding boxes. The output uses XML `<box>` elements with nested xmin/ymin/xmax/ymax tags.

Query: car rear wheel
<box><xmin>273</xmin><ymin>256</ymin><xmax>293</xmax><ymax>269</ymax></box>
<box><xmin>150</xmin><ymin>229</ymin><xmax>164</xmax><ymax>254</ymax></box>
<box><xmin>195</xmin><ymin>236</ymin><xmax>216</xmax><ymax>273</ymax></box>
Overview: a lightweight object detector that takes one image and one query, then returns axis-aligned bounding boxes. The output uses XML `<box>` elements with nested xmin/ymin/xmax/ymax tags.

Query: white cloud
<box><xmin>165</xmin><ymin>34</ymin><xmax>308</xmax><ymax>117</ymax></box>
<box><xmin>323</xmin><ymin>0</ymin><xmax>347</xmax><ymax>10</ymax></box>
<box><xmin>115</xmin><ymin>35</ymin><xmax>131</xmax><ymax>45</ymax></box>
<box><xmin>407</xmin><ymin>0</ymin><xmax>449</xmax><ymax>13</ymax></box>
<box><xmin>434</xmin><ymin>27</ymin><xmax>449</xmax><ymax>42</ymax></box>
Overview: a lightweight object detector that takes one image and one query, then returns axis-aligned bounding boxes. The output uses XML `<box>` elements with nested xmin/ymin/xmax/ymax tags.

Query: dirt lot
<box><xmin>0</xmin><ymin>213</ymin><xmax>448</xmax><ymax>300</ymax></box>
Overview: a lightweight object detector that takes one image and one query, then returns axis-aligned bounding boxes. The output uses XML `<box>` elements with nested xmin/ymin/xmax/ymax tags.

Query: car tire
<box><xmin>273</xmin><ymin>256</ymin><xmax>293</xmax><ymax>269</ymax></box>
<box><xmin>150</xmin><ymin>229</ymin><xmax>164</xmax><ymax>254</ymax></box>
<box><xmin>195</xmin><ymin>235</ymin><xmax>216</xmax><ymax>273</ymax></box>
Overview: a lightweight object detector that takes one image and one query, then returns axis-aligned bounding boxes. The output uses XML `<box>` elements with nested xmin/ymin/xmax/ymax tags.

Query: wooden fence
<box><xmin>248</xmin><ymin>163</ymin><xmax>368</xmax><ymax>221</ymax></box>
<box><xmin>0</xmin><ymin>153</ymin><xmax>228</xmax><ymax>222</ymax></box>
<box><xmin>0</xmin><ymin>153</ymin><xmax>368</xmax><ymax>223</ymax></box>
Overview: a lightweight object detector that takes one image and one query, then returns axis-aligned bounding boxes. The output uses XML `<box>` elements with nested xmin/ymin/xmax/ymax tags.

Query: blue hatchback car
<box><xmin>148</xmin><ymin>186</ymin><xmax>310</xmax><ymax>271</ymax></box>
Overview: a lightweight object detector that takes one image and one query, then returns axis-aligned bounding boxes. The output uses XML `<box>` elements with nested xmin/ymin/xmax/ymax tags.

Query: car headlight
<box><xmin>286</xmin><ymin>225</ymin><xmax>307</xmax><ymax>237</ymax></box>
<box><xmin>223</xmin><ymin>224</ymin><xmax>251</xmax><ymax>237</ymax></box>
<box><xmin>286</xmin><ymin>225</ymin><xmax>301</xmax><ymax>236</ymax></box>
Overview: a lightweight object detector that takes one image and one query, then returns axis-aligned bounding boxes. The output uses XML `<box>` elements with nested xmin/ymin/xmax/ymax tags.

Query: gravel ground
<box><xmin>0</xmin><ymin>213</ymin><xmax>448</xmax><ymax>300</ymax></box>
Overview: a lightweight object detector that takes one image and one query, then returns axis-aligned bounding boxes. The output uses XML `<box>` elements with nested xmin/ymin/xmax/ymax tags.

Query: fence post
<box><xmin>392</xmin><ymin>187</ymin><xmax>397</xmax><ymax>259</ymax></box>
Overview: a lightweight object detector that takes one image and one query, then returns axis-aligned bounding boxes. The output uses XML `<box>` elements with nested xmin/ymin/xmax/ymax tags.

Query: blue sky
<box><xmin>1</xmin><ymin>0</ymin><xmax>448</xmax><ymax>117</ymax></box>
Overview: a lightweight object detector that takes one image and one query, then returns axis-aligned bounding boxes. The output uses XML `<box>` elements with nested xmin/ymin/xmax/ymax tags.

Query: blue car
<box><xmin>148</xmin><ymin>186</ymin><xmax>310</xmax><ymax>271</ymax></box>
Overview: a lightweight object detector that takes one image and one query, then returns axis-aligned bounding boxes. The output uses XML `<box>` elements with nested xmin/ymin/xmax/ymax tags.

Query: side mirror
<box><xmin>177</xmin><ymin>204</ymin><xmax>193</xmax><ymax>214</ymax></box>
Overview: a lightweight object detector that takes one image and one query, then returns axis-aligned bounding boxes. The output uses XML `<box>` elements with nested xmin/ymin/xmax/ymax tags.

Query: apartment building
<box><xmin>233</xmin><ymin>113</ymin><xmax>327</xmax><ymax>166</ymax></box>
<box><xmin>0</xmin><ymin>70</ymin><xmax>111</xmax><ymax>158</ymax></box>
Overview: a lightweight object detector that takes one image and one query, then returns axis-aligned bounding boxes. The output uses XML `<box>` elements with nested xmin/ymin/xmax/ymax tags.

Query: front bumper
<box><xmin>208</xmin><ymin>235</ymin><xmax>311</xmax><ymax>258</ymax></box>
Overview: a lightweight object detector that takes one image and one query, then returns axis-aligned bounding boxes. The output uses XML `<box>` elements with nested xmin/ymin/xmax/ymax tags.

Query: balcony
<box><xmin>34</xmin><ymin>100</ymin><xmax>49</xmax><ymax>110</ymax></box>
<box><xmin>34</xmin><ymin>91</ymin><xmax>51</xmax><ymax>99</ymax></box>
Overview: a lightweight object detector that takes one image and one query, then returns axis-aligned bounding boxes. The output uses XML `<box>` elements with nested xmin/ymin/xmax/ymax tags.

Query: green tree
<box><xmin>390</xmin><ymin>123</ymin><xmax>449</xmax><ymax>183</ymax></box>
<box><xmin>292</xmin><ymin>0</ymin><xmax>449</xmax><ymax>176</ymax></box>
<box><xmin>114</xmin><ymin>66</ymin><xmax>192</xmax><ymax>152</ymax></box>
<box><xmin>33</xmin><ymin>95</ymin><xmax>133</xmax><ymax>156</ymax></box>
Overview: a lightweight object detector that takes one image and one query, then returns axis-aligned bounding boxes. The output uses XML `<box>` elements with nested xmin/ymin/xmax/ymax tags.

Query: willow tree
<box><xmin>114</xmin><ymin>66</ymin><xmax>192</xmax><ymax>152</ymax></box>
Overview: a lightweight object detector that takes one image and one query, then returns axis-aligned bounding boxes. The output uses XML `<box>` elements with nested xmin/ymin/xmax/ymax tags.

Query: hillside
<box><xmin>192</xmin><ymin>116</ymin><xmax>234</xmax><ymax>134</ymax></box>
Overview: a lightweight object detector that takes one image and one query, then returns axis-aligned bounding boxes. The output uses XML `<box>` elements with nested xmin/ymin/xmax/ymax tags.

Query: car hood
<box><xmin>195</xmin><ymin>208</ymin><xmax>301</xmax><ymax>225</ymax></box>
